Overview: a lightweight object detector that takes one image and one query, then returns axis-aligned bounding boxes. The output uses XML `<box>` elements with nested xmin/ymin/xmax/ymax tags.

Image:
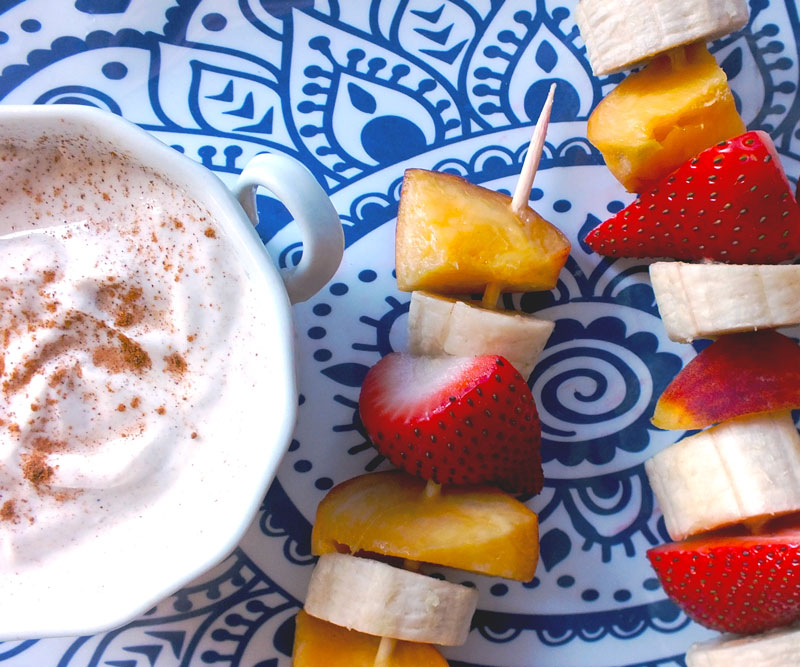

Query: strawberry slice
<box><xmin>585</xmin><ymin>130</ymin><xmax>800</xmax><ymax>263</ymax></box>
<box><xmin>647</xmin><ymin>526</ymin><xmax>800</xmax><ymax>634</ymax></box>
<box><xmin>358</xmin><ymin>353</ymin><xmax>542</xmax><ymax>494</ymax></box>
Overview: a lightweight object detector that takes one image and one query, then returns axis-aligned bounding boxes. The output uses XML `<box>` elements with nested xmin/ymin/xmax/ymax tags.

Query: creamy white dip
<box><xmin>0</xmin><ymin>136</ymin><xmax>269</xmax><ymax>564</ymax></box>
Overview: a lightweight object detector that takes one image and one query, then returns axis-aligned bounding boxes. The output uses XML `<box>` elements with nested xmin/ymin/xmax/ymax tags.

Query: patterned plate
<box><xmin>1</xmin><ymin>1</ymin><xmax>799</xmax><ymax>665</ymax></box>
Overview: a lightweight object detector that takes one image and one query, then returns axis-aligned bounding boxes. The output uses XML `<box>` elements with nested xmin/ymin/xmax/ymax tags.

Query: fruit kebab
<box><xmin>386</xmin><ymin>82</ymin><xmax>567</xmax><ymax>495</ymax></box>
<box><xmin>575</xmin><ymin>0</ymin><xmax>800</xmax><ymax>662</ymax></box>
<box><xmin>637</xmin><ymin>141</ymin><xmax>800</xmax><ymax>657</ymax></box>
<box><xmin>585</xmin><ymin>129</ymin><xmax>800</xmax><ymax>342</ymax></box>
<box><xmin>401</xmin><ymin>84</ymin><xmax>570</xmax><ymax>380</ymax></box>
<box><xmin>293</xmin><ymin>87</ymin><xmax>571</xmax><ymax>665</ymax></box>
<box><xmin>618</xmin><ymin>154</ymin><xmax>800</xmax><ymax>655</ymax></box>
<box><xmin>644</xmin><ymin>361</ymin><xmax>800</xmax><ymax>662</ymax></box>
<box><xmin>576</xmin><ymin>0</ymin><xmax>748</xmax><ymax>194</ymax></box>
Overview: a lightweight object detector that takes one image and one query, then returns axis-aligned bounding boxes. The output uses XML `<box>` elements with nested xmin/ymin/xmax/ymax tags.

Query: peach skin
<box><xmin>652</xmin><ymin>330</ymin><xmax>800</xmax><ymax>430</ymax></box>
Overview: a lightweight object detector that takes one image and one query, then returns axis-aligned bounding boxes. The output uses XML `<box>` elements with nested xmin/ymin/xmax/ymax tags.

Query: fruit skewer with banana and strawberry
<box><xmin>643</xmin><ymin>344</ymin><xmax>800</xmax><ymax>663</ymax></box>
<box><xmin>577</xmin><ymin>0</ymin><xmax>800</xmax><ymax>663</ymax></box>
<box><xmin>293</xmin><ymin>88</ymin><xmax>571</xmax><ymax>665</ymax></box>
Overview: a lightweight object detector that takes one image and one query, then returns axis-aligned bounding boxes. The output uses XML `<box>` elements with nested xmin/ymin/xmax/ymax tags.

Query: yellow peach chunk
<box><xmin>587</xmin><ymin>42</ymin><xmax>746</xmax><ymax>193</ymax></box>
<box><xmin>293</xmin><ymin>610</ymin><xmax>448</xmax><ymax>667</ymax></box>
<box><xmin>395</xmin><ymin>169</ymin><xmax>570</xmax><ymax>294</ymax></box>
<box><xmin>312</xmin><ymin>471</ymin><xmax>539</xmax><ymax>582</ymax></box>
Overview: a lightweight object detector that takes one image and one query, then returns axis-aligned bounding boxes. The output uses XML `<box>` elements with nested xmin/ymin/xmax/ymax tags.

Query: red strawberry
<box><xmin>585</xmin><ymin>130</ymin><xmax>800</xmax><ymax>263</ymax></box>
<box><xmin>647</xmin><ymin>526</ymin><xmax>800</xmax><ymax>634</ymax></box>
<box><xmin>358</xmin><ymin>353</ymin><xmax>543</xmax><ymax>494</ymax></box>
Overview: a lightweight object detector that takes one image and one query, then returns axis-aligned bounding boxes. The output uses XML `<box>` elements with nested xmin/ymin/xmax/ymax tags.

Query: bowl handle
<box><xmin>233</xmin><ymin>153</ymin><xmax>344</xmax><ymax>304</ymax></box>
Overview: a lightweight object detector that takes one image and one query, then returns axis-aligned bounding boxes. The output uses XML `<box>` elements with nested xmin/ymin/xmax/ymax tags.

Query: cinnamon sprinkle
<box><xmin>3</xmin><ymin>334</ymin><xmax>79</xmax><ymax>395</ymax></box>
<box><xmin>48</xmin><ymin>367</ymin><xmax>68</xmax><ymax>388</ymax></box>
<box><xmin>0</xmin><ymin>499</ymin><xmax>17</xmax><ymax>522</ymax></box>
<box><xmin>114</xmin><ymin>311</ymin><xmax>134</xmax><ymax>327</ymax></box>
<box><xmin>119</xmin><ymin>334</ymin><xmax>151</xmax><ymax>370</ymax></box>
<box><xmin>96</xmin><ymin>282</ymin><xmax>145</xmax><ymax>328</ymax></box>
<box><xmin>32</xmin><ymin>436</ymin><xmax>65</xmax><ymax>453</ymax></box>
<box><xmin>0</xmin><ymin>138</ymin><xmax>231</xmax><ymax>536</ymax></box>
<box><xmin>163</xmin><ymin>352</ymin><xmax>187</xmax><ymax>376</ymax></box>
<box><xmin>22</xmin><ymin>452</ymin><xmax>54</xmax><ymax>486</ymax></box>
<box><xmin>92</xmin><ymin>333</ymin><xmax>151</xmax><ymax>374</ymax></box>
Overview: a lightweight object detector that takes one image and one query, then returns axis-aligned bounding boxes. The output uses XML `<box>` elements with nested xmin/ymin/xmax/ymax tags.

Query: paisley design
<box><xmin>53</xmin><ymin>550</ymin><xmax>301</xmax><ymax>665</ymax></box>
<box><xmin>0</xmin><ymin>0</ymin><xmax>797</xmax><ymax>665</ymax></box>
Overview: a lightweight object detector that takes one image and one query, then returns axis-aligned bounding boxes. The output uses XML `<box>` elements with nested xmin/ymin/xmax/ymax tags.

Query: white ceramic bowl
<box><xmin>0</xmin><ymin>105</ymin><xmax>343</xmax><ymax>640</ymax></box>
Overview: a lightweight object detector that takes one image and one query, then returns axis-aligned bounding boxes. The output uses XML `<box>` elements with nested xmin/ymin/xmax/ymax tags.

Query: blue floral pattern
<box><xmin>0</xmin><ymin>0</ymin><xmax>797</xmax><ymax>665</ymax></box>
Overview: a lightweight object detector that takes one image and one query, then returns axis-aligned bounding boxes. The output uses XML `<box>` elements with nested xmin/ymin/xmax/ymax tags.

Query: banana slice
<box><xmin>575</xmin><ymin>0</ymin><xmax>749</xmax><ymax>76</ymax></box>
<box><xmin>645</xmin><ymin>411</ymin><xmax>800</xmax><ymax>540</ymax></box>
<box><xmin>304</xmin><ymin>553</ymin><xmax>478</xmax><ymax>646</ymax></box>
<box><xmin>687</xmin><ymin>623</ymin><xmax>800</xmax><ymax>666</ymax></box>
<box><xmin>408</xmin><ymin>291</ymin><xmax>554</xmax><ymax>378</ymax></box>
<box><xmin>650</xmin><ymin>262</ymin><xmax>800</xmax><ymax>342</ymax></box>
<box><xmin>407</xmin><ymin>291</ymin><xmax>456</xmax><ymax>356</ymax></box>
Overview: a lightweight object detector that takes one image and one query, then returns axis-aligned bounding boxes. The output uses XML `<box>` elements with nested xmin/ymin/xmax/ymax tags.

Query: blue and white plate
<box><xmin>1</xmin><ymin>1</ymin><xmax>799</xmax><ymax>665</ymax></box>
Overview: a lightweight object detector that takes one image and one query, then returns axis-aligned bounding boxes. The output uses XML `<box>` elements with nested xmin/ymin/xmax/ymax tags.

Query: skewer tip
<box><xmin>511</xmin><ymin>83</ymin><xmax>557</xmax><ymax>214</ymax></box>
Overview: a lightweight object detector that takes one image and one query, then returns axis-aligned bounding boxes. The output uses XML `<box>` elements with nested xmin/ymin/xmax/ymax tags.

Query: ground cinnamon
<box><xmin>163</xmin><ymin>352</ymin><xmax>187</xmax><ymax>377</ymax></box>
<box><xmin>92</xmin><ymin>332</ymin><xmax>151</xmax><ymax>374</ymax></box>
<box><xmin>21</xmin><ymin>452</ymin><xmax>54</xmax><ymax>486</ymax></box>
<box><xmin>0</xmin><ymin>499</ymin><xmax>17</xmax><ymax>522</ymax></box>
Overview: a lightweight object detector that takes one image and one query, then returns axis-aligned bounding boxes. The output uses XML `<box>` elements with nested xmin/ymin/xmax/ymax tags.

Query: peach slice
<box><xmin>292</xmin><ymin>610</ymin><xmax>448</xmax><ymax>667</ymax></box>
<box><xmin>395</xmin><ymin>168</ymin><xmax>570</xmax><ymax>294</ymax></box>
<box><xmin>653</xmin><ymin>330</ymin><xmax>800</xmax><ymax>430</ymax></box>
<box><xmin>311</xmin><ymin>470</ymin><xmax>539</xmax><ymax>581</ymax></box>
<box><xmin>587</xmin><ymin>42</ymin><xmax>745</xmax><ymax>193</ymax></box>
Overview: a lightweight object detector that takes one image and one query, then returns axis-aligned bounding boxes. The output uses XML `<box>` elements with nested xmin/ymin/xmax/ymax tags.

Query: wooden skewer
<box><xmin>423</xmin><ymin>478</ymin><xmax>442</xmax><ymax>500</ymax></box>
<box><xmin>479</xmin><ymin>84</ymin><xmax>557</xmax><ymax>311</ymax></box>
<box><xmin>374</xmin><ymin>636</ymin><xmax>396</xmax><ymax>667</ymax></box>
<box><xmin>402</xmin><ymin>558</ymin><xmax>422</xmax><ymax>572</ymax></box>
<box><xmin>511</xmin><ymin>82</ymin><xmax>557</xmax><ymax>215</ymax></box>
<box><xmin>481</xmin><ymin>281</ymin><xmax>504</xmax><ymax>310</ymax></box>
<box><xmin>666</xmin><ymin>45</ymin><xmax>688</xmax><ymax>71</ymax></box>
<box><xmin>744</xmin><ymin>515</ymin><xmax>770</xmax><ymax>535</ymax></box>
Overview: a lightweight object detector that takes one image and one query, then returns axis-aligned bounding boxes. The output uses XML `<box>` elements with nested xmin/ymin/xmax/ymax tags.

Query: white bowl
<box><xmin>0</xmin><ymin>105</ymin><xmax>343</xmax><ymax>639</ymax></box>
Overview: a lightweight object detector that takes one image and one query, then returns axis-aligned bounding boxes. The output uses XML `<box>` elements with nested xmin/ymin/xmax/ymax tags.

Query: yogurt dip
<box><xmin>0</xmin><ymin>134</ymin><xmax>274</xmax><ymax>564</ymax></box>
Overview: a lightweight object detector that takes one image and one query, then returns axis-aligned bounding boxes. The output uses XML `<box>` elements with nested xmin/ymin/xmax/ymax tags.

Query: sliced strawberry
<box><xmin>358</xmin><ymin>353</ymin><xmax>542</xmax><ymax>494</ymax></box>
<box><xmin>585</xmin><ymin>130</ymin><xmax>800</xmax><ymax>263</ymax></box>
<box><xmin>648</xmin><ymin>526</ymin><xmax>800</xmax><ymax>634</ymax></box>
